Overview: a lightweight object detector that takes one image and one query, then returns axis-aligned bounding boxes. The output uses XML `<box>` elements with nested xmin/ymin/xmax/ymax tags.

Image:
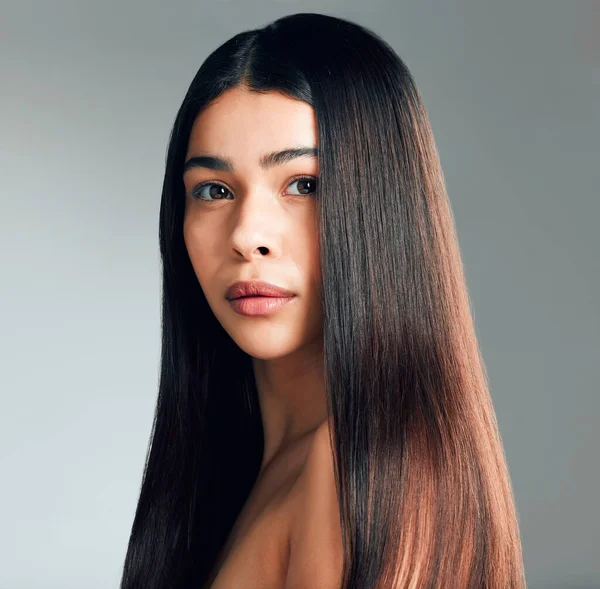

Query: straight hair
<box><xmin>120</xmin><ymin>12</ymin><xmax>526</xmax><ymax>589</ymax></box>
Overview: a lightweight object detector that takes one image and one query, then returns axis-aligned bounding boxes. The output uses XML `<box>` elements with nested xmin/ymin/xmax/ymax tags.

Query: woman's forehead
<box><xmin>186</xmin><ymin>87</ymin><xmax>317</xmax><ymax>160</ymax></box>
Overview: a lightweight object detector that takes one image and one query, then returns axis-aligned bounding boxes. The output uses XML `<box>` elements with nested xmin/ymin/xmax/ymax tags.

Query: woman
<box><xmin>120</xmin><ymin>12</ymin><xmax>526</xmax><ymax>589</ymax></box>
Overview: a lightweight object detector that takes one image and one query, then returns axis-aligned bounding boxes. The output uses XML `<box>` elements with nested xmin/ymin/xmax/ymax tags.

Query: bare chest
<box><xmin>205</xmin><ymin>471</ymin><xmax>301</xmax><ymax>589</ymax></box>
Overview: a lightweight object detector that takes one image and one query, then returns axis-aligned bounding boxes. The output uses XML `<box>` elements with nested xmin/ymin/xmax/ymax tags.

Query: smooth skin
<box><xmin>183</xmin><ymin>86</ymin><xmax>344</xmax><ymax>588</ymax></box>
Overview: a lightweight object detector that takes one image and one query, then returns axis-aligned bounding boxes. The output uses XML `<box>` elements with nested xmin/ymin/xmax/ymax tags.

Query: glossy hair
<box><xmin>119</xmin><ymin>12</ymin><xmax>526</xmax><ymax>589</ymax></box>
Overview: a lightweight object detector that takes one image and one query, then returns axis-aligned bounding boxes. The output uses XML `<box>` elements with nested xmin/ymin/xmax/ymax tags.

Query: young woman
<box><xmin>119</xmin><ymin>12</ymin><xmax>526</xmax><ymax>589</ymax></box>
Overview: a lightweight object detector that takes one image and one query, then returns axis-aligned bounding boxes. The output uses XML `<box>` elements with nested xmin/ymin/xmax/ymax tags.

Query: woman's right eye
<box><xmin>190</xmin><ymin>182</ymin><xmax>233</xmax><ymax>202</ymax></box>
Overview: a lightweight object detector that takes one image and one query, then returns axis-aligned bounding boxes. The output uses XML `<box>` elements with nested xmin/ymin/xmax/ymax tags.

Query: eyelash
<box><xmin>189</xmin><ymin>175</ymin><xmax>319</xmax><ymax>202</ymax></box>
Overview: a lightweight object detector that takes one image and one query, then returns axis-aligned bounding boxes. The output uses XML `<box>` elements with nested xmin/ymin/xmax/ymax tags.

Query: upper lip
<box><xmin>225</xmin><ymin>280</ymin><xmax>295</xmax><ymax>300</ymax></box>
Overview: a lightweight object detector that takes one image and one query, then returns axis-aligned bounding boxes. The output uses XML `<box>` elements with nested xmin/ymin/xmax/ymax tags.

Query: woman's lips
<box><xmin>228</xmin><ymin>295</ymin><xmax>295</xmax><ymax>316</ymax></box>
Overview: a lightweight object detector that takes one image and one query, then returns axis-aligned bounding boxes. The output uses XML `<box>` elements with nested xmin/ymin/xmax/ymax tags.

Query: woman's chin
<box><xmin>228</xmin><ymin>332</ymin><xmax>302</xmax><ymax>360</ymax></box>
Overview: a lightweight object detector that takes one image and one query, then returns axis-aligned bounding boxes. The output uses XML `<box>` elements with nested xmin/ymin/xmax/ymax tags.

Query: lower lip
<box><xmin>228</xmin><ymin>295</ymin><xmax>295</xmax><ymax>316</ymax></box>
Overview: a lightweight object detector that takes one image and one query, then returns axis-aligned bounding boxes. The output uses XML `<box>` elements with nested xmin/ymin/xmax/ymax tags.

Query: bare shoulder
<box><xmin>285</xmin><ymin>418</ymin><xmax>344</xmax><ymax>588</ymax></box>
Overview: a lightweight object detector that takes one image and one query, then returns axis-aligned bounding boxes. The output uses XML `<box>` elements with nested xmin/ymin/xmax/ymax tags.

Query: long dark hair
<box><xmin>120</xmin><ymin>12</ymin><xmax>526</xmax><ymax>589</ymax></box>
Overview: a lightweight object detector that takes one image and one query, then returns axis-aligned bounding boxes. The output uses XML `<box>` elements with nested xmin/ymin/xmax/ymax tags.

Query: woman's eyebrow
<box><xmin>183</xmin><ymin>146</ymin><xmax>318</xmax><ymax>175</ymax></box>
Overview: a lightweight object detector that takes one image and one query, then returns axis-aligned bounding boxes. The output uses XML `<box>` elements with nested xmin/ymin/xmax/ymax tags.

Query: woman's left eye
<box><xmin>287</xmin><ymin>176</ymin><xmax>319</xmax><ymax>196</ymax></box>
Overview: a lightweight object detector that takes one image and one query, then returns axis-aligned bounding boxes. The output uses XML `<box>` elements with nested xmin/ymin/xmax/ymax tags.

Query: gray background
<box><xmin>1</xmin><ymin>1</ymin><xmax>598</xmax><ymax>588</ymax></box>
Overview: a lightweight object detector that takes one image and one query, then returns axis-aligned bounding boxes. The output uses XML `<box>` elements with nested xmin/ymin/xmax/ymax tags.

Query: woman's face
<box><xmin>183</xmin><ymin>85</ymin><xmax>323</xmax><ymax>360</ymax></box>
